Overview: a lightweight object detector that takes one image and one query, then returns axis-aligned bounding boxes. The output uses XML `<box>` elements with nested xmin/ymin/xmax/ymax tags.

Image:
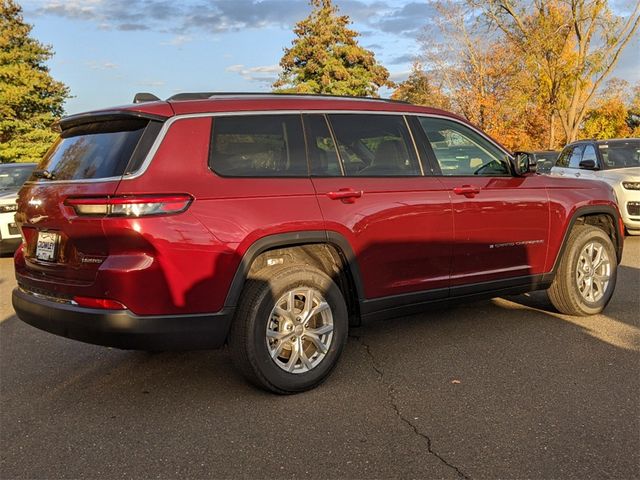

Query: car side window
<box><xmin>581</xmin><ymin>145</ymin><xmax>598</xmax><ymax>167</ymax></box>
<box><xmin>327</xmin><ymin>114</ymin><xmax>421</xmax><ymax>177</ymax></box>
<box><xmin>209</xmin><ymin>115</ymin><xmax>307</xmax><ymax>177</ymax></box>
<box><xmin>417</xmin><ymin>117</ymin><xmax>509</xmax><ymax>176</ymax></box>
<box><xmin>303</xmin><ymin>114</ymin><xmax>343</xmax><ymax>176</ymax></box>
<box><xmin>568</xmin><ymin>145</ymin><xmax>585</xmax><ymax>169</ymax></box>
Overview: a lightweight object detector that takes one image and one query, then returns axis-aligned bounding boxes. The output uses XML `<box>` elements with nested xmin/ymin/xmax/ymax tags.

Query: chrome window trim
<box><xmin>23</xmin><ymin>110</ymin><xmax>512</xmax><ymax>185</ymax></box>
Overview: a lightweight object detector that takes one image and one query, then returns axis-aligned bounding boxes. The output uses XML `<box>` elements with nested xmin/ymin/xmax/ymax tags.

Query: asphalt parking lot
<box><xmin>1</xmin><ymin>238</ymin><xmax>639</xmax><ymax>479</ymax></box>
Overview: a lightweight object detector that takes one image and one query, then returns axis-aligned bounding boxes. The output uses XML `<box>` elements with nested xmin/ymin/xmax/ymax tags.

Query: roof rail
<box><xmin>164</xmin><ymin>92</ymin><xmax>409</xmax><ymax>104</ymax></box>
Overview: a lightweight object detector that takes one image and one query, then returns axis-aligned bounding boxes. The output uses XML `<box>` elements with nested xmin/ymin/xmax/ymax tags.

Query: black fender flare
<box><xmin>223</xmin><ymin>230</ymin><xmax>365</xmax><ymax>308</ymax></box>
<box><xmin>543</xmin><ymin>204</ymin><xmax>623</xmax><ymax>283</ymax></box>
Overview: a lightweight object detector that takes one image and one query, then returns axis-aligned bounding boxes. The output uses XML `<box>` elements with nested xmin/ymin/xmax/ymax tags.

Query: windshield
<box><xmin>598</xmin><ymin>140</ymin><xmax>640</xmax><ymax>169</ymax></box>
<box><xmin>0</xmin><ymin>164</ymin><xmax>36</xmax><ymax>190</ymax></box>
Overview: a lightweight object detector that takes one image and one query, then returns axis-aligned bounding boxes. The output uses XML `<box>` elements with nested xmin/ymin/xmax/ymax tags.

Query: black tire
<box><xmin>547</xmin><ymin>225</ymin><xmax>617</xmax><ymax>316</ymax></box>
<box><xmin>228</xmin><ymin>264</ymin><xmax>348</xmax><ymax>394</ymax></box>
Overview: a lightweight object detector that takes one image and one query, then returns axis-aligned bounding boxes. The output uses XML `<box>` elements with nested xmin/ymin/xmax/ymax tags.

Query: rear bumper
<box><xmin>12</xmin><ymin>287</ymin><xmax>234</xmax><ymax>350</ymax></box>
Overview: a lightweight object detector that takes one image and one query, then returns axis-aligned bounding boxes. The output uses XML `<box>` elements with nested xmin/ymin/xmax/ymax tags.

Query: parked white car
<box><xmin>550</xmin><ymin>139</ymin><xmax>640</xmax><ymax>235</ymax></box>
<box><xmin>0</xmin><ymin>163</ymin><xmax>37</xmax><ymax>254</ymax></box>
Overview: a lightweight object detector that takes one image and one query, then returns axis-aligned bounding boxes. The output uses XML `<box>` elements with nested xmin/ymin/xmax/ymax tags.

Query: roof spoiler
<box><xmin>59</xmin><ymin>110</ymin><xmax>169</xmax><ymax>130</ymax></box>
<box><xmin>133</xmin><ymin>92</ymin><xmax>161</xmax><ymax>103</ymax></box>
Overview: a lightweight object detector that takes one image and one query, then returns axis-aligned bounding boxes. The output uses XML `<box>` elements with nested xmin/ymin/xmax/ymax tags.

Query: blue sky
<box><xmin>19</xmin><ymin>0</ymin><xmax>640</xmax><ymax>115</ymax></box>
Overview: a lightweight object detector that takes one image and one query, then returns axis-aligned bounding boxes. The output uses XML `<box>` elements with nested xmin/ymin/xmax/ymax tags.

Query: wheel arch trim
<box><xmin>545</xmin><ymin>204</ymin><xmax>624</xmax><ymax>282</ymax></box>
<box><xmin>223</xmin><ymin>230</ymin><xmax>364</xmax><ymax>308</ymax></box>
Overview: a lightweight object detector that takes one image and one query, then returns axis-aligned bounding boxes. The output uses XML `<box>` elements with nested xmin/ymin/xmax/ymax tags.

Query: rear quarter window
<box><xmin>209</xmin><ymin>115</ymin><xmax>307</xmax><ymax>177</ymax></box>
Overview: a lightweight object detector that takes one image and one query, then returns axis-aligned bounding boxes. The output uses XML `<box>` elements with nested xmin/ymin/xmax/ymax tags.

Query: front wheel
<box><xmin>228</xmin><ymin>264</ymin><xmax>348</xmax><ymax>394</ymax></box>
<box><xmin>547</xmin><ymin>225</ymin><xmax>617</xmax><ymax>316</ymax></box>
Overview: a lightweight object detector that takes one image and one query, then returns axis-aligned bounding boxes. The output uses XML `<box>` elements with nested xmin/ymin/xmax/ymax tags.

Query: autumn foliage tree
<box><xmin>582</xmin><ymin>79</ymin><xmax>638</xmax><ymax>139</ymax></box>
<box><xmin>391</xmin><ymin>62</ymin><xmax>450</xmax><ymax>110</ymax></box>
<box><xmin>0</xmin><ymin>0</ymin><xmax>69</xmax><ymax>163</ymax></box>
<box><xmin>471</xmin><ymin>0</ymin><xmax>640</xmax><ymax>144</ymax></box>
<box><xmin>407</xmin><ymin>0</ymin><xmax>639</xmax><ymax>150</ymax></box>
<box><xmin>273</xmin><ymin>0</ymin><xmax>392</xmax><ymax>97</ymax></box>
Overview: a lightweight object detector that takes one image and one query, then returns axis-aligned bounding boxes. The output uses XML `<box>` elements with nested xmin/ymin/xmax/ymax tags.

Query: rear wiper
<box><xmin>32</xmin><ymin>169</ymin><xmax>56</xmax><ymax>180</ymax></box>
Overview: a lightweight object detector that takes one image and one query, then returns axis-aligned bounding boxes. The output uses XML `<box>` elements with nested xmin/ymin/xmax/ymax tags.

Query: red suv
<box><xmin>12</xmin><ymin>93</ymin><xmax>624</xmax><ymax>393</ymax></box>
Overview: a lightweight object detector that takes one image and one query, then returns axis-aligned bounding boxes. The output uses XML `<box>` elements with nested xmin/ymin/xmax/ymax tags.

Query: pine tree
<box><xmin>0</xmin><ymin>0</ymin><xmax>69</xmax><ymax>163</ymax></box>
<box><xmin>273</xmin><ymin>0</ymin><xmax>391</xmax><ymax>97</ymax></box>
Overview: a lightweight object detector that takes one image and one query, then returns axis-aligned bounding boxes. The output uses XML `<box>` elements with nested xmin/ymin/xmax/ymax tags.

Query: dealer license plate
<box><xmin>35</xmin><ymin>231</ymin><xmax>59</xmax><ymax>262</ymax></box>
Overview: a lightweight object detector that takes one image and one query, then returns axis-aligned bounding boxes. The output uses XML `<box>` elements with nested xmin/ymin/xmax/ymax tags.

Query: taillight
<box><xmin>65</xmin><ymin>195</ymin><xmax>192</xmax><ymax>217</ymax></box>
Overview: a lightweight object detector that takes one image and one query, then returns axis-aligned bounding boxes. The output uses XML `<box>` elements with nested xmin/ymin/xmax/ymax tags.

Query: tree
<box><xmin>0</xmin><ymin>0</ymin><xmax>69</xmax><ymax>163</ymax></box>
<box><xmin>273</xmin><ymin>0</ymin><xmax>392</xmax><ymax>97</ymax></box>
<box><xmin>628</xmin><ymin>83</ymin><xmax>640</xmax><ymax>136</ymax></box>
<box><xmin>581</xmin><ymin>79</ymin><xmax>638</xmax><ymax>139</ymax></box>
<box><xmin>417</xmin><ymin>2</ymin><xmax>551</xmax><ymax>150</ymax></box>
<box><xmin>391</xmin><ymin>62</ymin><xmax>451</xmax><ymax>110</ymax></box>
<box><xmin>472</xmin><ymin>0</ymin><xmax>640</xmax><ymax>143</ymax></box>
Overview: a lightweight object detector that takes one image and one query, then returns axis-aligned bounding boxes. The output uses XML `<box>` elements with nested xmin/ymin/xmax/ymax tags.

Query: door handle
<box><xmin>574</xmin><ymin>172</ymin><xmax>581</xmax><ymax>177</ymax></box>
<box><xmin>326</xmin><ymin>188</ymin><xmax>363</xmax><ymax>203</ymax></box>
<box><xmin>453</xmin><ymin>185</ymin><xmax>480</xmax><ymax>198</ymax></box>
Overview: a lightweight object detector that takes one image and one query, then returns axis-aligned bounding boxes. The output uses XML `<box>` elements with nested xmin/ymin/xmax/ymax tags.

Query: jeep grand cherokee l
<box><xmin>12</xmin><ymin>93</ymin><xmax>624</xmax><ymax>393</ymax></box>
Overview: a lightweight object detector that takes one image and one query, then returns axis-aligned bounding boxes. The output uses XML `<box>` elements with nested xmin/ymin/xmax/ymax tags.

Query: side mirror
<box><xmin>579</xmin><ymin>159</ymin><xmax>598</xmax><ymax>170</ymax></box>
<box><xmin>512</xmin><ymin>152</ymin><xmax>537</xmax><ymax>176</ymax></box>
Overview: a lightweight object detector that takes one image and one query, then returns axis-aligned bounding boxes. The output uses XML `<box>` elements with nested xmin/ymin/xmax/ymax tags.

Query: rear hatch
<box><xmin>15</xmin><ymin>110</ymin><xmax>168</xmax><ymax>288</ymax></box>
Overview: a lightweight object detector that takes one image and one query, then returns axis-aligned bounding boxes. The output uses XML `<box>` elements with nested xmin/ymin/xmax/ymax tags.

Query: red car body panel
<box><xmin>12</xmin><ymin>96</ymin><xmax>624</xmax><ymax>350</ymax></box>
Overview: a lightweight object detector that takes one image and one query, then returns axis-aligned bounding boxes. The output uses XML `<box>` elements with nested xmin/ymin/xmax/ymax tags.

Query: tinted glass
<box><xmin>417</xmin><ymin>117</ymin><xmax>509</xmax><ymax>176</ymax></box>
<box><xmin>327</xmin><ymin>114</ymin><xmax>420</xmax><ymax>176</ymax></box>
<box><xmin>210</xmin><ymin>115</ymin><xmax>307</xmax><ymax>177</ymax></box>
<box><xmin>556</xmin><ymin>146</ymin><xmax>573</xmax><ymax>167</ymax></box>
<box><xmin>568</xmin><ymin>145</ymin><xmax>585</xmax><ymax>168</ymax></box>
<box><xmin>0</xmin><ymin>164</ymin><xmax>36</xmax><ymax>190</ymax></box>
<box><xmin>303</xmin><ymin>114</ymin><xmax>342</xmax><ymax>176</ymax></box>
<box><xmin>598</xmin><ymin>140</ymin><xmax>640</xmax><ymax>169</ymax></box>
<box><xmin>37</xmin><ymin>119</ymin><xmax>150</xmax><ymax>181</ymax></box>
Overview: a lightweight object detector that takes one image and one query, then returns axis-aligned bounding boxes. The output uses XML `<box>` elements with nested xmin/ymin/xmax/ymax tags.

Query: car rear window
<box><xmin>209</xmin><ymin>115</ymin><xmax>307</xmax><ymax>177</ymax></box>
<box><xmin>35</xmin><ymin>118</ymin><xmax>160</xmax><ymax>181</ymax></box>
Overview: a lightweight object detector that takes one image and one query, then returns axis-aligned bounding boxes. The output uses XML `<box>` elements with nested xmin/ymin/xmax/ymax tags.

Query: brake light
<box><xmin>65</xmin><ymin>195</ymin><xmax>192</xmax><ymax>217</ymax></box>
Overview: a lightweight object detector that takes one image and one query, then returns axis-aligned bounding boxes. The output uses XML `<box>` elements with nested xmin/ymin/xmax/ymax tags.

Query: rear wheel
<box><xmin>229</xmin><ymin>264</ymin><xmax>348</xmax><ymax>394</ymax></box>
<box><xmin>547</xmin><ymin>225</ymin><xmax>617</xmax><ymax>316</ymax></box>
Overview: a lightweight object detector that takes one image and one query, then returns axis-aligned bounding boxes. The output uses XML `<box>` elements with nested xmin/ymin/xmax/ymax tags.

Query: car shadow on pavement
<box><xmin>2</xmin><ymin>279</ymin><xmax>639</xmax><ymax>479</ymax></box>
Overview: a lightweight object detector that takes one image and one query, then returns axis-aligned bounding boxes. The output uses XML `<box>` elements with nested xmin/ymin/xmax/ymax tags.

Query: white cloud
<box><xmin>161</xmin><ymin>35</ymin><xmax>192</xmax><ymax>47</ymax></box>
<box><xmin>86</xmin><ymin>60</ymin><xmax>118</xmax><ymax>70</ymax></box>
<box><xmin>137</xmin><ymin>80</ymin><xmax>166</xmax><ymax>87</ymax></box>
<box><xmin>225</xmin><ymin>64</ymin><xmax>281</xmax><ymax>83</ymax></box>
<box><xmin>389</xmin><ymin>70</ymin><xmax>411</xmax><ymax>83</ymax></box>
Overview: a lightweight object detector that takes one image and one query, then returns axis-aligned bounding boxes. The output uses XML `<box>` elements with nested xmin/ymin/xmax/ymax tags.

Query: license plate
<box><xmin>35</xmin><ymin>231</ymin><xmax>59</xmax><ymax>262</ymax></box>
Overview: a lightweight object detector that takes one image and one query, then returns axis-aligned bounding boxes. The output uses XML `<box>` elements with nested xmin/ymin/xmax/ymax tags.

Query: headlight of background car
<box><xmin>0</xmin><ymin>204</ymin><xmax>18</xmax><ymax>213</ymax></box>
<box><xmin>622</xmin><ymin>181</ymin><xmax>640</xmax><ymax>190</ymax></box>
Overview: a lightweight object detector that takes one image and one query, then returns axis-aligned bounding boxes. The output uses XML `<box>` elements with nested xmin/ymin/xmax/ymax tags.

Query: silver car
<box><xmin>0</xmin><ymin>163</ymin><xmax>37</xmax><ymax>254</ymax></box>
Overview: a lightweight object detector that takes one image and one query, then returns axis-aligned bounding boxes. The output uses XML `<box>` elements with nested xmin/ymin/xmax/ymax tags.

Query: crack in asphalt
<box><xmin>350</xmin><ymin>334</ymin><xmax>471</xmax><ymax>480</ymax></box>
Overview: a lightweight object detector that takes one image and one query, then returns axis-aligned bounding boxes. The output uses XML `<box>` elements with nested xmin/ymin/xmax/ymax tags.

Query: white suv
<box><xmin>0</xmin><ymin>163</ymin><xmax>37</xmax><ymax>254</ymax></box>
<box><xmin>550</xmin><ymin>139</ymin><xmax>640</xmax><ymax>235</ymax></box>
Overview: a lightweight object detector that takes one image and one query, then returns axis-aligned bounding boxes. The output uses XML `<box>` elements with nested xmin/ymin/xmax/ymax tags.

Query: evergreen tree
<box><xmin>273</xmin><ymin>0</ymin><xmax>391</xmax><ymax>97</ymax></box>
<box><xmin>0</xmin><ymin>0</ymin><xmax>69</xmax><ymax>163</ymax></box>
